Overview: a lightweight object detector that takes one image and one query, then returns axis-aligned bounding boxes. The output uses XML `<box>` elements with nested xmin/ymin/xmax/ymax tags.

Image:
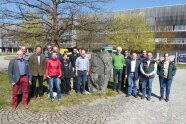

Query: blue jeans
<box><xmin>113</xmin><ymin>69</ymin><xmax>123</xmax><ymax>90</ymax></box>
<box><xmin>48</xmin><ymin>76</ymin><xmax>61</xmax><ymax>99</ymax></box>
<box><xmin>127</xmin><ymin>72</ymin><xmax>138</xmax><ymax>95</ymax></box>
<box><xmin>77</xmin><ymin>70</ymin><xmax>87</xmax><ymax>93</ymax></box>
<box><xmin>142</xmin><ymin>78</ymin><xmax>154</xmax><ymax>97</ymax></box>
<box><xmin>160</xmin><ymin>78</ymin><xmax>172</xmax><ymax>99</ymax></box>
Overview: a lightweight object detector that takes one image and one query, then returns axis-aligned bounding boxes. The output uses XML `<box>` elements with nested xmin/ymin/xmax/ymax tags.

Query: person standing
<box><xmin>45</xmin><ymin>45</ymin><xmax>52</xmax><ymax>60</ymax></box>
<box><xmin>157</xmin><ymin>53</ymin><xmax>176</xmax><ymax>102</ymax></box>
<box><xmin>18</xmin><ymin>45</ymin><xmax>30</xmax><ymax>95</ymax></box>
<box><xmin>140</xmin><ymin>50</ymin><xmax>147</xmax><ymax>62</ymax></box>
<box><xmin>140</xmin><ymin>52</ymin><xmax>157</xmax><ymax>101</ymax></box>
<box><xmin>112</xmin><ymin>46</ymin><xmax>125</xmax><ymax>93</ymax></box>
<box><xmin>20</xmin><ymin>45</ymin><xmax>30</xmax><ymax>61</ymax></box>
<box><xmin>29</xmin><ymin>45</ymin><xmax>46</xmax><ymax>99</ymax></box>
<box><xmin>139</xmin><ymin>49</ymin><xmax>147</xmax><ymax>92</ymax></box>
<box><xmin>50</xmin><ymin>46</ymin><xmax>63</xmax><ymax>62</ymax></box>
<box><xmin>8</xmin><ymin>50</ymin><xmax>31</xmax><ymax>110</ymax></box>
<box><xmin>75</xmin><ymin>49</ymin><xmax>89</xmax><ymax>95</ymax></box>
<box><xmin>61</xmin><ymin>54</ymin><xmax>73</xmax><ymax>95</ymax></box>
<box><xmin>69</xmin><ymin>47</ymin><xmax>80</xmax><ymax>90</ymax></box>
<box><xmin>122</xmin><ymin>50</ymin><xmax>131</xmax><ymax>92</ymax></box>
<box><xmin>45</xmin><ymin>51</ymin><xmax>62</xmax><ymax>101</ymax></box>
<box><xmin>125</xmin><ymin>52</ymin><xmax>141</xmax><ymax>98</ymax></box>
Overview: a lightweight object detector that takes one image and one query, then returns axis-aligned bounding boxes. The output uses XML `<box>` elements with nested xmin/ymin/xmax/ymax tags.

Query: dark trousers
<box><xmin>31</xmin><ymin>75</ymin><xmax>43</xmax><ymax>97</ymax></box>
<box><xmin>113</xmin><ymin>69</ymin><xmax>123</xmax><ymax>91</ymax></box>
<box><xmin>160</xmin><ymin>78</ymin><xmax>172</xmax><ymax>99</ymax></box>
<box><xmin>61</xmin><ymin>78</ymin><xmax>71</xmax><ymax>94</ymax></box>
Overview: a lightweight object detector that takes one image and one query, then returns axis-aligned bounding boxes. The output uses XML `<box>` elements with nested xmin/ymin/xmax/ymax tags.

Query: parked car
<box><xmin>178</xmin><ymin>54</ymin><xmax>186</xmax><ymax>63</ymax></box>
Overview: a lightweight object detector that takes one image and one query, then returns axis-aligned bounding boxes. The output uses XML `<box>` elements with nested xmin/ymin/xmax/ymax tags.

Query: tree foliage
<box><xmin>19</xmin><ymin>13</ymin><xmax>45</xmax><ymax>47</ymax></box>
<box><xmin>105</xmin><ymin>13</ymin><xmax>155</xmax><ymax>52</ymax></box>
<box><xmin>0</xmin><ymin>0</ymin><xmax>111</xmax><ymax>47</ymax></box>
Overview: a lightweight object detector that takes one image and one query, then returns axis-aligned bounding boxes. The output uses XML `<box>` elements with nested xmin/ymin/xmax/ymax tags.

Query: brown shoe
<box><xmin>12</xmin><ymin>106</ymin><xmax>17</xmax><ymax>111</ymax></box>
<box><xmin>23</xmin><ymin>104</ymin><xmax>29</xmax><ymax>109</ymax></box>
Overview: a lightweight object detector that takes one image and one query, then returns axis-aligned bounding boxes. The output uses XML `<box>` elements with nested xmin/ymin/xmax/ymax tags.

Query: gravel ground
<box><xmin>0</xmin><ymin>69</ymin><xmax>185</xmax><ymax>124</ymax></box>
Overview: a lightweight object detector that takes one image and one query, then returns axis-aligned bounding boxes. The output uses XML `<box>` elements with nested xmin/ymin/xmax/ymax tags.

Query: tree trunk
<box><xmin>53</xmin><ymin>0</ymin><xmax>60</xmax><ymax>48</ymax></box>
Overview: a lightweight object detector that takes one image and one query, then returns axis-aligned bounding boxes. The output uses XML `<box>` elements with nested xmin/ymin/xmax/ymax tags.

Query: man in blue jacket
<box><xmin>125</xmin><ymin>52</ymin><xmax>141</xmax><ymax>97</ymax></box>
<box><xmin>8</xmin><ymin>50</ymin><xmax>31</xmax><ymax>110</ymax></box>
<box><xmin>157</xmin><ymin>53</ymin><xmax>176</xmax><ymax>102</ymax></box>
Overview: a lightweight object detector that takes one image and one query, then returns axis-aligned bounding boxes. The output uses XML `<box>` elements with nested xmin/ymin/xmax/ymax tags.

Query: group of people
<box><xmin>8</xmin><ymin>45</ymin><xmax>89</xmax><ymax>110</ymax></box>
<box><xmin>112</xmin><ymin>47</ymin><xmax>176</xmax><ymax>102</ymax></box>
<box><xmin>8</xmin><ymin>45</ymin><xmax>176</xmax><ymax>110</ymax></box>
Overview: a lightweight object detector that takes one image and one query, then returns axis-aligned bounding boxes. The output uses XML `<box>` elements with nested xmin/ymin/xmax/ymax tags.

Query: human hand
<box><xmin>86</xmin><ymin>71</ymin><xmax>89</xmax><ymax>76</ymax></box>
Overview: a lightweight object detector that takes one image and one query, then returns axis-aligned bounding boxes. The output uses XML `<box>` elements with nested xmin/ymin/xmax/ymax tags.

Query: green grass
<box><xmin>3</xmin><ymin>55</ymin><xmax>16</xmax><ymax>60</ymax></box>
<box><xmin>176</xmin><ymin>64</ymin><xmax>186</xmax><ymax>69</ymax></box>
<box><xmin>0</xmin><ymin>72</ymin><xmax>118</xmax><ymax>112</ymax></box>
<box><xmin>0</xmin><ymin>72</ymin><xmax>12</xmax><ymax>109</ymax></box>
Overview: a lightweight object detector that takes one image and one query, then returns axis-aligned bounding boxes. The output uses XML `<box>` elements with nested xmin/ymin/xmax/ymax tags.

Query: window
<box><xmin>174</xmin><ymin>25</ymin><xmax>186</xmax><ymax>31</ymax></box>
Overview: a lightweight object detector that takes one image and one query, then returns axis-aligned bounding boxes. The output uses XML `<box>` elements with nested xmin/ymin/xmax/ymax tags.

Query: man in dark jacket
<box><xmin>69</xmin><ymin>47</ymin><xmax>80</xmax><ymax>90</ymax></box>
<box><xmin>125</xmin><ymin>52</ymin><xmax>141</xmax><ymax>97</ymax></box>
<box><xmin>61</xmin><ymin>54</ymin><xmax>73</xmax><ymax>95</ymax></box>
<box><xmin>122</xmin><ymin>50</ymin><xmax>131</xmax><ymax>92</ymax></box>
<box><xmin>140</xmin><ymin>52</ymin><xmax>157</xmax><ymax>101</ymax></box>
<box><xmin>8</xmin><ymin>50</ymin><xmax>31</xmax><ymax>110</ymax></box>
<box><xmin>157</xmin><ymin>53</ymin><xmax>176</xmax><ymax>102</ymax></box>
<box><xmin>139</xmin><ymin>50</ymin><xmax>147</xmax><ymax>92</ymax></box>
<box><xmin>29</xmin><ymin>45</ymin><xmax>46</xmax><ymax>98</ymax></box>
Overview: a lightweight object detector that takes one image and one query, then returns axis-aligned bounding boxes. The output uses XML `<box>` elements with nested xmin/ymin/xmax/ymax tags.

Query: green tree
<box><xmin>19</xmin><ymin>13</ymin><xmax>45</xmax><ymax>47</ymax></box>
<box><xmin>105</xmin><ymin>13</ymin><xmax>155</xmax><ymax>52</ymax></box>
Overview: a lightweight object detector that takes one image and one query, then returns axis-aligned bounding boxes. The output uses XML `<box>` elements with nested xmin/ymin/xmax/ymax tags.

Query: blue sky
<box><xmin>105</xmin><ymin>0</ymin><xmax>186</xmax><ymax>11</ymax></box>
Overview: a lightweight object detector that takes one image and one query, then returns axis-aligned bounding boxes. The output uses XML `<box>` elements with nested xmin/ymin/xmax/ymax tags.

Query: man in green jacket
<box><xmin>112</xmin><ymin>46</ymin><xmax>125</xmax><ymax>93</ymax></box>
<box><xmin>157</xmin><ymin>53</ymin><xmax>176</xmax><ymax>102</ymax></box>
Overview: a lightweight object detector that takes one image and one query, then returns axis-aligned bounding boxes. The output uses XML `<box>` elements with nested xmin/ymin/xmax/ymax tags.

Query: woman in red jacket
<box><xmin>46</xmin><ymin>51</ymin><xmax>62</xmax><ymax>101</ymax></box>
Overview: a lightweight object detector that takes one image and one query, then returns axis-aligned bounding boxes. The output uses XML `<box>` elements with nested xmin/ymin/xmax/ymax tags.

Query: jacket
<box><xmin>8</xmin><ymin>58</ymin><xmax>31</xmax><ymax>84</ymax></box>
<box><xmin>141</xmin><ymin>60</ymin><xmax>156</xmax><ymax>79</ymax></box>
<box><xmin>69</xmin><ymin>53</ymin><xmax>80</xmax><ymax>68</ymax></box>
<box><xmin>29</xmin><ymin>53</ymin><xmax>46</xmax><ymax>76</ymax></box>
<box><xmin>125</xmin><ymin>59</ymin><xmax>141</xmax><ymax>78</ymax></box>
<box><xmin>45</xmin><ymin>58</ymin><xmax>62</xmax><ymax>77</ymax></box>
<box><xmin>61</xmin><ymin>60</ymin><xmax>73</xmax><ymax>79</ymax></box>
<box><xmin>157</xmin><ymin>60</ymin><xmax>176</xmax><ymax>80</ymax></box>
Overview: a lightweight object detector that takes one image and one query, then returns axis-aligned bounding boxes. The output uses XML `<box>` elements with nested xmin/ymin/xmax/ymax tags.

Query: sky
<box><xmin>105</xmin><ymin>0</ymin><xmax>186</xmax><ymax>11</ymax></box>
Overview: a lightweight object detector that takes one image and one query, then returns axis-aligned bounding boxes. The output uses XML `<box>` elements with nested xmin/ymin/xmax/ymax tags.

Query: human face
<box><xmin>47</xmin><ymin>46</ymin><xmax>52</xmax><ymax>51</ymax></box>
<box><xmin>117</xmin><ymin>48</ymin><xmax>122</xmax><ymax>54</ymax></box>
<box><xmin>36</xmin><ymin>47</ymin><xmax>42</xmax><ymax>55</ymax></box>
<box><xmin>63</xmin><ymin>55</ymin><xmax>68</xmax><ymax>60</ymax></box>
<box><xmin>17</xmin><ymin>51</ymin><xmax>23</xmax><ymax>59</ymax></box>
<box><xmin>81</xmin><ymin>50</ymin><xmax>86</xmax><ymax>58</ymax></box>
<box><xmin>164</xmin><ymin>54</ymin><xmax>169</xmax><ymax>61</ymax></box>
<box><xmin>142</xmin><ymin>50</ymin><xmax>147</xmax><ymax>56</ymax></box>
<box><xmin>124</xmin><ymin>51</ymin><xmax>128</xmax><ymax>56</ymax></box>
<box><xmin>21</xmin><ymin>47</ymin><xmax>27</xmax><ymax>54</ymax></box>
<box><xmin>73</xmin><ymin>48</ymin><xmax>78</xmax><ymax>54</ymax></box>
<box><xmin>147</xmin><ymin>53</ymin><xmax>152</xmax><ymax>60</ymax></box>
<box><xmin>51</xmin><ymin>53</ymin><xmax>57</xmax><ymax>59</ymax></box>
<box><xmin>132</xmin><ymin>53</ymin><xmax>137</xmax><ymax>60</ymax></box>
<box><xmin>53</xmin><ymin>47</ymin><xmax>59</xmax><ymax>53</ymax></box>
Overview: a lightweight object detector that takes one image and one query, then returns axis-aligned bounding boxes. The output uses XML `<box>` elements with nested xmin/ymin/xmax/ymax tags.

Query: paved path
<box><xmin>0</xmin><ymin>69</ymin><xmax>186</xmax><ymax>124</ymax></box>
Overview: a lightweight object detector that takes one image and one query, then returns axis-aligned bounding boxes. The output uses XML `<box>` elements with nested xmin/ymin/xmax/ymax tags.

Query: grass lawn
<box><xmin>3</xmin><ymin>55</ymin><xmax>16</xmax><ymax>60</ymax></box>
<box><xmin>0</xmin><ymin>71</ymin><xmax>118</xmax><ymax>112</ymax></box>
<box><xmin>176</xmin><ymin>63</ymin><xmax>186</xmax><ymax>69</ymax></box>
